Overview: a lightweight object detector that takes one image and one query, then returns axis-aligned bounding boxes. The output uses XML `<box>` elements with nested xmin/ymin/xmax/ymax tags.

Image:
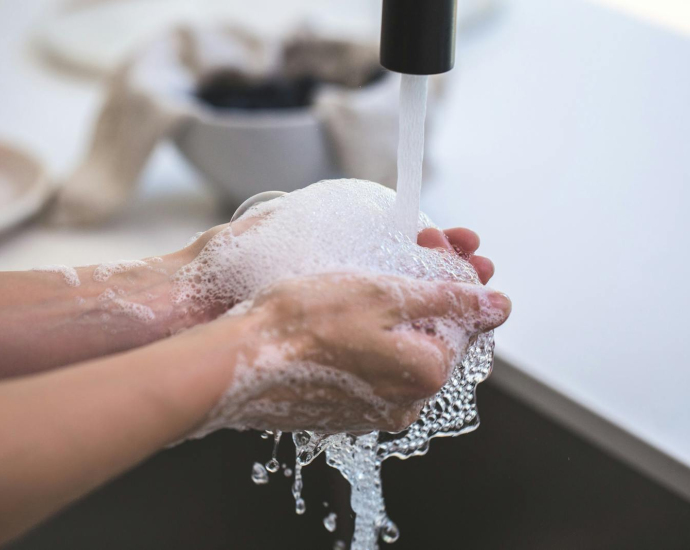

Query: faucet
<box><xmin>380</xmin><ymin>0</ymin><xmax>458</xmax><ymax>75</ymax></box>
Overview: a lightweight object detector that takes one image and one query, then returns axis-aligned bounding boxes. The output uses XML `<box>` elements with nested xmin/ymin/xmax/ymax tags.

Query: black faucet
<box><xmin>380</xmin><ymin>0</ymin><xmax>458</xmax><ymax>75</ymax></box>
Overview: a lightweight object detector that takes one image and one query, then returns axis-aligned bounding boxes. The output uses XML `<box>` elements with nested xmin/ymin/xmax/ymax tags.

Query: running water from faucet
<box><xmin>394</xmin><ymin>75</ymin><xmax>429</xmax><ymax>241</ymax></box>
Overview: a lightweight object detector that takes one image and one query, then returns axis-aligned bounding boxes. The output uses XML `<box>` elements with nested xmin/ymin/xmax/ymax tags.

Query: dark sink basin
<box><xmin>7</xmin><ymin>382</ymin><xmax>690</xmax><ymax>550</ymax></box>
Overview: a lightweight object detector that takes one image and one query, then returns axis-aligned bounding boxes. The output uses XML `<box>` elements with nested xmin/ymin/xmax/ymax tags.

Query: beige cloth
<box><xmin>50</xmin><ymin>25</ymin><xmax>430</xmax><ymax>225</ymax></box>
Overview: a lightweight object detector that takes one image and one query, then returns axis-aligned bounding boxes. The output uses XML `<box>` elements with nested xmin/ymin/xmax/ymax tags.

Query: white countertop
<box><xmin>1</xmin><ymin>0</ymin><xmax>689</xmax><ymax>499</ymax></box>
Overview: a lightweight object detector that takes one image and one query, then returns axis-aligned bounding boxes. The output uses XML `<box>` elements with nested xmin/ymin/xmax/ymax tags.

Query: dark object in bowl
<box><xmin>197</xmin><ymin>74</ymin><xmax>319</xmax><ymax>110</ymax></box>
<box><xmin>197</xmin><ymin>69</ymin><xmax>386</xmax><ymax>111</ymax></box>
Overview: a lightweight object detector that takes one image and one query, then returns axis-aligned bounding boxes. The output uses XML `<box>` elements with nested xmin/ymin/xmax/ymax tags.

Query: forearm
<box><xmin>0</xmin><ymin>312</ymin><xmax>259</xmax><ymax>545</ymax></box>
<box><xmin>0</xmin><ymin>252</ymin><xmax>199</xmax><ymax>378</ymax></box>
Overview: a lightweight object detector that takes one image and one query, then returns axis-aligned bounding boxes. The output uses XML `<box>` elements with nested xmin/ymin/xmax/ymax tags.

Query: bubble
<box><xmin>251</xmin><ymin>462</ymin><xmax>269</xmax><ymax>485</ymax></box>
<box><xmin>295</xmin><ymin>498</ymin><xmax>306</xmax><ymax>515</ymax></box>
<box><xmin>380</xmin><ymin>519</ymin><xmax>399</xmax><ymax>544</ymax></box>
<box><xmin>323</xmin><ymin>512</ymin><xmax>338</xmax><ymax>533</ymax></box>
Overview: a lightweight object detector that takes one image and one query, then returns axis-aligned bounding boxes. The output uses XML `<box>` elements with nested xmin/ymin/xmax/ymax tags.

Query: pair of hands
<box><xmin>176</xmin><ymin>222</ymin><xmax>510</xmax><ymax>435</ymax></box>
<box><xmin>0</xmin><ymin>220</ymin><xmax>510</xmax><ymax>545</ymax></box>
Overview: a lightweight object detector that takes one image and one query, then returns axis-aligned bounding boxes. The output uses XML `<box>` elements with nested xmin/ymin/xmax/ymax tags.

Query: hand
<box><xmin>193</xmin><ymin>272</ymin><xmax>511</xmax><ymax>435</ymax></box>
<box><xmin>418</xmin><ymin>227</ymin><xmax>495</xmax><ymax>284</ymax></box>
<box><xmin>173</xmin><ymin>222</ymin><xmax>496</xmax><ymax>324</ymax></box>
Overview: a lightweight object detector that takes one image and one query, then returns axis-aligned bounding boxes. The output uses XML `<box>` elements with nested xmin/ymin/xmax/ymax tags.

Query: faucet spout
<box><xmin>380</xmin><ymin>0</ymin><xmax>458</xmax><ymax>76</ymax></box>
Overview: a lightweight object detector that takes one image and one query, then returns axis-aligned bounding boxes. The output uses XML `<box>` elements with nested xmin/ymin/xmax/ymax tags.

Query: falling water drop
<box><xmin>323</xmin><ymin>512</ymin><xmax>338</xmax><ymax>533</ymax></box>
<box><xmin>295</xmin><ymin>498</ymin><xmax>307</xmax><ymax>515</ymax></box>
<box><xmin>381</xmin><ymin>519</ymin><xmax>400</xmax><ymax>544</ymax></box>
<box><xmin>266</xmin><ymin>459</ymin><xmax>280</xmax><ymax>473</ymax></box>
<box><xmin>292</xmin><ymin>463</ymin><xmax>305</xmax><ymax>514</ymax></box>
<box><xmin>251</xmin><ymin>462</ymin><xmax>269</xmax><ymax>485</ymax></box>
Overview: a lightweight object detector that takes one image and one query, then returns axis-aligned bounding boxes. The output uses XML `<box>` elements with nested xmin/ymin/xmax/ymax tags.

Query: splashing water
<box><xmin>265</xmin><ymin>431</ymin><xmax>281</xmax><ymax>473</ymax></box>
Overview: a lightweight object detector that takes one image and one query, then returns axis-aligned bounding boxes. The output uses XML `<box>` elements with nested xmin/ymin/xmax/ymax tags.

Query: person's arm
<box><xmin>0</xmin><ymin>222</ymin><xmax>228</xmax><ymax>379</ymax></box>
<box><xmin>0</xmin><ymin>258</ymin><xmax>179</xmax><ymax>377</ymax></box>
<box><xmin>0</xmin><ymin>273</ymin><xmax>510</xmax><ymax>545</ymax></box>
<box><xmin>0</xmin><ymin>224</ymin><xmax>494</xmax><ymax>379</ymax></box>
<box><xmin>0</xmin><ymin>311</ymin><xmax>257</xmax><ymax>545</ymax></box>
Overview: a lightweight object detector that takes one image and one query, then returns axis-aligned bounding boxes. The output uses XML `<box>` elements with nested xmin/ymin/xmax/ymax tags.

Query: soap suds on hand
<box><xmin>93</xmin><ymin>260</ymin><xmax>148</xmax><ymax>282</ymax></box>
<box><xmin>33</xmin><ymin>265</ymin><xmax>81</xmax><ymax>287</ymax></box>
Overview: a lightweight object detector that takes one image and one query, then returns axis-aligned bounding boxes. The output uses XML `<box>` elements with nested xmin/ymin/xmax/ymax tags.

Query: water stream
<box><xmin>394</xmin><ymin>75</ymin><xmax>429</xmax><ymax>240</ymax></box>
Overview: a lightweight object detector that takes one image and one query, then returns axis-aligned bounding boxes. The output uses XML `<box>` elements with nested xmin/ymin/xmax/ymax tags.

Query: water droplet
<box><xmin>381</xmin><ymin>519</ymin><xmax>400</xmax><ymax>543</ymax></box>
<box><xmin>333</xmin><ymin>541</ymin><xmax>347</xmax><ymax>550</ymax></box>
<box><xmin>251</xmin><ymin>462</ymin><xmax>268</xmax><ymax>485</ymax></box>
<box><xmin>295</xmin><ymin>498</ymin><xmax>306</xmax><ymax>515</ymax></box>
<box><xmin>266</xmin><ymin>459</ymin><xmax>280</xmax><ymax>473</ymax></box>
<box><xmin>294</xmin><ymin>431</ymin><xmax>310</xmax><ymax>446</ymax></box>
<box><xmin>323</xmin><ymin>512</ymin><xmax>337</xmax><ymax>532</ymax></box>
<box><xmin>283</xmin><ymin>467</ymin><xmax>293</xmax><ymax>477</ymax></box>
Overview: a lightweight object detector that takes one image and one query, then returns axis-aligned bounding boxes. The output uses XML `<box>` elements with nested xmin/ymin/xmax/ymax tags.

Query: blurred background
<box><xmin>1</xmin><ymin>0</ymin><xmax>690</xmax><ymax>548</ymax></box>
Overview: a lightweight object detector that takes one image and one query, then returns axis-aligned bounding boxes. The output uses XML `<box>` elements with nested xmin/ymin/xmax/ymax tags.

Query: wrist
<box><xmin>73</xmin><ymin>244</ymin><xmax>232</xmax><ymax>352</ymax></box>
<box><xmin>151</xmin><ymin>308</ymin><xmax>271</xmax><ymax>438</ymax></box>
<box><xmin>68</xmin><ymin>253</ymin><xmax>195</xmax><ymax>348</ymax></box>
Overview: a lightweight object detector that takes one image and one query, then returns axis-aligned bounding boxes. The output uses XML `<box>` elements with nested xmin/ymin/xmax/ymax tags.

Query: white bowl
<box><xmin>173</xmin><ymin>106</ymin><xmax>339</xmax><ymax>207</ymax></box>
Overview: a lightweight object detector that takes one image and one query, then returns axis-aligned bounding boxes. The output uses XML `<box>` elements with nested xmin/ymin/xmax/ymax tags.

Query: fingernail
<box><xmin>488</xmin><ymin>292</ymin><xmax>512</xmax><ymax>314</ymax></box>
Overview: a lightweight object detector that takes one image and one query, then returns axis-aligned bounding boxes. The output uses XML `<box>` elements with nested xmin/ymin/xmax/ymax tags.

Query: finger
<box><xmin>443</xmin><ymin>228</ymin><xmax>480</xmax><ymax>254</ymax></box>
<box><xmin>182</xmin><ymin>223</ymin><xmax>230</xmax><ymax>255</ymax></box>
<box><xmin>470</xmin><ymin>256</ymin><xmax>495</xmax><ymax>285</ymax></box>
<box><xmin>397</xmin><ymin>280</ymin><xmax>511</xmax><ymax>332</ymax></box>
<box><xmin>231</xmin><ymin>216</ymin><xmax>263</xmax><ymax>236</ymax></box>
<box><xmin>417</xmin><ymin>228</ymin><xmax>453</xmax><ymax>251</ymax></box>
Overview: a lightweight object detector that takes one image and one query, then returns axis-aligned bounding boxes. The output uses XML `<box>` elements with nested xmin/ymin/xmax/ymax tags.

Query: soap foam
<box><xmin>93</xmin><ymin>260</ymin><xmax>148</xmax><ymax>282</ymax></box>
<box><xmin>173</xmin><ymin>179</ymin><xmax>496</xmax><ymax>549</ymax></box>
<box><xmin>33</xmin><ymin>265</ymin><xmax>81</xmax><ymax>287</ymax></box>
<box><xmin>97</xmin><ymin>288</ymin><xmax>155</xmax><ymax>323</ymax></box>
<box><xmin>172</xmin><ymin>179</ymin><xmax>479</xmax><ymax>312</ymax></box>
